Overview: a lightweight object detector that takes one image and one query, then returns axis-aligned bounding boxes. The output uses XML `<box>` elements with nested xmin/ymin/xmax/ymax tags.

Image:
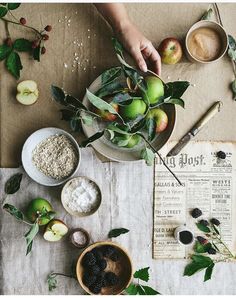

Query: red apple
<box><xmin>95</xmin><ymin>103</ymin><xmax>119</xmax><ymax>121</ymax></box>
<box><xmin>158</xmin><ymin>37</ymin><xmax>182</xmax><ymax>65</ymax></box>
<box><xmin>147</xmin><ymin>108</ymin><xmax>168</xmax><ymax>133</ymax></box>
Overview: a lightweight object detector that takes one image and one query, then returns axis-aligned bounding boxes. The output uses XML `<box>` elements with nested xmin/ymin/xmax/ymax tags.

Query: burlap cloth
<box><xmin>1</xmin><ymin>3</ymin><xmax>236</xmax><ymax>294</ymax></box>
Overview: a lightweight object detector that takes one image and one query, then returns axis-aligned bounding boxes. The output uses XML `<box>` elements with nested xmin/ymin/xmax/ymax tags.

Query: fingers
<box><xmin>129</xmin><ymin>46</ymin><xmax>148</xmax><ymax>73</ymax></box>
<box><xmin>142</xmin><ymin>43</ymin><xmax>162</xmax><ymax>76</ymax></box>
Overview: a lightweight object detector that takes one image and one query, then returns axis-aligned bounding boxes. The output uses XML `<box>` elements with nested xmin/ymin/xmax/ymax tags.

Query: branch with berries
<box><xmin>184</xmin><ymin>208</ymin><xmax>236</xmax><ymax>282</ymax></box>
<box><xmin>0</xmin><ymin>3</ymin><xmax>52</xmax><ymax>79</ymax></box>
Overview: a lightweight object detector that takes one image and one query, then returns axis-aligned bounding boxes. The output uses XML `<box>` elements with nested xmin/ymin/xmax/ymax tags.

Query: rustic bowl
<box><xmin>21</xmin><ymin>127</ymin><xmax>81</xmax><ymax>186</ymax></box>
<box><xmin>76</xmin><ymin>241</ymin><xmax>133</xmax><ymax>295</ymax></box>
<box><xmin>61</xmin><ymin>176</ymin><xmax>102</xmax><ymax>217</ymax></box>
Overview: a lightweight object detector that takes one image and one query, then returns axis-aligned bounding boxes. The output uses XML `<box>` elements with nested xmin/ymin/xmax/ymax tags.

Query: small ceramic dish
<box><xmin>76</xmin><ymin>241</ymin><xmax>133</xmax><ymax>295</ymax></box>
<box><xmin>185</xmin><ymin>20</ymin><xmax>228</xmax><ymax>64</ymax></box>
<box><xmin>70</xmin><ymin>228</ymin><xmax>90</xmax><ymax>249</ymax></box>
<box><xmin>61</xmin><ymin>176</ymin><xmax>102</xmax><ymax>217</ymax></box>
<box><xmin>21</xmin><ymin>127</ymin><xmax>81</xmax><ymax>186</ymax></box>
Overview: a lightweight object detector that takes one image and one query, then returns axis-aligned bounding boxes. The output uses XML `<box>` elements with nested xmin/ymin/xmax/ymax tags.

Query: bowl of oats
<box><xmin>22</xmin><ymin>127</ymin><xmax>81</xmax><ymax>186</ymax></box>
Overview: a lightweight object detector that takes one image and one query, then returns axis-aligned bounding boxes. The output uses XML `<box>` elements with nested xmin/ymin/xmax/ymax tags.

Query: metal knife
<box><xmin>167</xmin><ymin>101</ymin><xmax>223</xmax><ymax>157</ymax></box>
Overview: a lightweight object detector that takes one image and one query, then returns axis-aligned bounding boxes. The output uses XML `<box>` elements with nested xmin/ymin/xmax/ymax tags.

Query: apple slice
<box><xmin>16</xmin><ymin>80</ymin><xmax>39</xmax><ymax>105</ymax></box>
<box><xmin>43</xmin><ymin>219</ymin><xmax>68</xmax><ymax>242</ymax></box>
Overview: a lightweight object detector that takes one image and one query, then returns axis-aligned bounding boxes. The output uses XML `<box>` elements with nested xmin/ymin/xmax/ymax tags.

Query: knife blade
<box><xmin>167</xmin><ymin>101</ymin><xmax>222</xmax><ymax>157</ymax></box>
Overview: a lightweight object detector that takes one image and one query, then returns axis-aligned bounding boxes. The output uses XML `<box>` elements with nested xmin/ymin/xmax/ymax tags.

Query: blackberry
<box><xmin>82</xmin><ymin>272</ymin><xmax>96</xmax><ymax>287</ymax></box>
<box><xmin>82</xmin><ymin>252</ymin><xmax>96</xmax><ymax>267</ymax></box>
<box><xmin>89</xmin><ymin>283</ymin><xmax>102</xmax><ymax>294</ymax></box>
<box><xmin>97</xmin><ymin>258</ymin><xmax>107</xmax><ymax>271</ymax></box>
<box><xmin>92</xmin><ymin>247</ymin><xmax>104</xmax><ymax>261</ymax></box>
<box><xmin>87</xmin><ymin>264</ymin><xmax>101</xmax><ymax>275</ymax></box>
<box><xmin>207</xmin><ymin>247</ymin><xmax>217</xmax><ymax>255</ymax></box>
<box><xmin>199</xmin><ymin>219</ymin><xmax>209</xmax><ymax>226</ymax></box>
<box><xmin>210</xmin><ymin>218</ymin><xmax>221</xmax><ymax>226</ymax></box>
<box><xmin>216</xmin><ymin>151</ymin><xmax>226</xmax><ymax>159</ymax></box>
<box><xmin>110</xmin><ymin>251</ymin><xmax>120</xmax><ymax>262</ymax></box>
<box><xmin>191</xmin><ymin>208</ymin><xmax>202</xmax><ymax>218</ymax></box>
<box><xmin>196</xmin><ymin>236</ymin><xmax>208</xmax><ymax>245</ymax></box>
<box><xmin>104</xmin><ymin>272</ymin><xmax>119</xmax><ymax>286</ymax></box>
<box><xmin>102</xmin><ymin>245</ymin><xmax>116</xmax><ymax>258</ymax></box>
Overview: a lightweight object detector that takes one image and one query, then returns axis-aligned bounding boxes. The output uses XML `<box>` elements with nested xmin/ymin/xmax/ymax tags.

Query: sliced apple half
<box><xmin>16</xmin><ymin>80</ymin><xmax>39</xmax><ymax>105</ymax></box>
<box><xmin>43</xmin><ymin>219</ymin><xmax>68</xmax><ymax>242</ymax></box>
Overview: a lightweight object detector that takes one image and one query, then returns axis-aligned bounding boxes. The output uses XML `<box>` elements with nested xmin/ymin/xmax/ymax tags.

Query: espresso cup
<box><xmin>185</xmin><ymin>20</ymin><xmax>228</xmax><ymax>64</ymax></box>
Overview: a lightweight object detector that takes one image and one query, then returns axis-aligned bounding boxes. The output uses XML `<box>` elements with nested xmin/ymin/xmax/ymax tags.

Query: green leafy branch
<box><xmin>0</xmin><ymin>3</ymin><xmax>52</xmax><ymax>79</ymax></box>
<box><xmin>184</xmin><ymin>213</ymin><xmax>236</xmax><ymax>282</ymax></box>
<box><xmin>125</xmin><ymin>267</ymin><xmax>160</xmax><ymax>295</ymax></box>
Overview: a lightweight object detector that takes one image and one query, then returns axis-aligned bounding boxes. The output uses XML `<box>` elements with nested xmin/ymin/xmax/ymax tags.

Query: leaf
<box><xmin>228</xmin><ymin>48</ymin><xmax>236</xmax><ymax>61</ymax></box>
<box><xmin>228</xmin><ymin>35</ymin><xmax>236</xmax><ymax>50</ymax></box>
<box><xmin>39</xmin><ymin>211</ymin><xmax>56</xmax><ymax>222</ymax></box>
<box><xmin>164</xmin><ymin>98</ymin><xmax>185</xmax><ymax>108</ymax></box>
<box><xmin>0</xmin><ymin>44</ymin><xmax>12</xmax><ymax>61</ymax></box>
<box><xmin>165</xmin><ymin>81</ymin><xmax>190</xmax><ymax>99</ymax></box>
<box><xmin>125</xmin><ymin>283</ymin><xmax>138</xmax><ymax>295</ymax></box>
<box><xmin>141</xmin><ymin>147</ymin><xmax>155</xmax><ymax>166</ymax></box>
<box><xmin>136</xmin><ymin>285</ymin><xmax>146</xmax><ymax>295</ymax></box>
<box><xmin>112</xmin><ymin>93</ymin><xmax>132</xmax><ymax>105</ymax></box>
<box><xmin>96</xmin><ymin>79</ymin><xmax>124</xmax><ymax>98</ymax></box>
<box><xmin>194</xmin><ymin>241</ymin><xmax>205</xmax><ymax>253</ymax></box>
<box><xmin>127</xmin><ymin>114</ymin><xmax>146</xmax><ymax>130</ymax></box>
<box><xmin>184</xmin><ymin>261</ymin><xmax>206</xmax><ymax>276</ymax></box>
<box><xmin>81</xmin><ymin>113</ymin><xmax>93</xmax><ymax>126</ymax></box>
<box><xmin>5</xmin><ymin>173</ymin><xmax>23</xmax><ymax>194</ymax></box>
<box><xmin>70</xmin><ymin>118</ymin><xmax>82</xmax><ymax>132</ymax></box>
<box><xmin>196</xmin><ymin>223</ymin><xmax>211</xmax><ymax>233</ymax></box>
<box><xmin>141</xmin><ymin>285</ymin><xmax>160</xmax><ymax>295</ymax></box>
<box><xmin>108</xmin><ymin>228</ymin><xmax>129</xmax><ymax>238</ymax></box>
<box><xmin>0</xmin><ymin>5</ymin><xmax>8</xmax><ymax>17</ymax></box>
<box><xmin>101</xmin><ymin>66</ymin><xmax>122</xmax><ymax>85</ymax></box>
<box><xmin>146</xmin><ymin>118</ymin><xmax>156</xmax><ymax>141</ymax></box>
<box><xmin>65</xmin><ymin>94</ymin><xmax>88</xmax><ymax>110</ymax></box>
<box><xmin>24</xmin><ymin>222</ymin><xmax>39</xmax><ymax>255</ymax></box>
<box><xmin>204</xmin><ymin>263</ymin><xmax>215</xmax><ymax>282</ymax></box>
<box><xmin>32</xmin><ymin>46</ymin><xmax>40</xmax><ymax>62</ymax></box>
<box><xmin>112</xmin><ymin>37</ymin><xmax>124</xmax><ymax>58</ymax></box>
<box><xmin>3</xmin><ymin>203</ymin><xmax>24</xmax><ymax>221</ymax></box>
<box><xmin>47</xmin><ymin>273</ymin><xmax>57</xmax><ymax>291</ymax></box>
<box><xmin>86</xmin><ymin>89</ymin><xmax>119</xmax><ymax>115</ymax></box>
<box><xmin>191</xmin><ymin>254</ymin><xmax>213</xmax><ymax>266</ymax></box>
<box><xmin>60</xmin><ymin>109</ymin><xmax>74</xmax><ymax>121</ymax></box>
<box><xmin>133</xmin><ymin>267</ymin><xmax>150</xmax><ymax>282</ymax></box>
<box><xmin>231</xmin><ymin>79</ymin><xmax>236</xmax><ymax>100</ymax></box>
<box><xmin>106</xmin><ymin>124</ymin><xmax>130</xmax><ymax>135</ymax></box>
<box><xmin>7</xmin><ymin>3</ymin><xmax>20</xmax><ymax>10</ymax></box>
<box><xmin>6</xmin><ymin>51</ymin><xmax>22</xmax><ymax>79</ymax></box>
<box><xmin>80</xmin><ymin>131</ymin><xmax>104</xmax><ymax>147</ymax></box>
<box><xmin>201</xmin><ymin>8</ymin><xmax>213</xmax><ymax>20</ymax></box>
<box><xmin>212</xmin><ymin>224</ymin><xmax>220</xmax><ymax>235</ymax></box>
<box><xmin>112</xmin><ymin>136</ymin><xmax>129</xmax><ymax>147</ymax></box>
<box><xmin>51</xmin><ymin>85</ymin><xmax>66</xmax><ymax>104</ymax></box>
<box><xmin>13</xmin><ymin>38</ymin><xmax>32</xmax><ymax>52</ymax></box>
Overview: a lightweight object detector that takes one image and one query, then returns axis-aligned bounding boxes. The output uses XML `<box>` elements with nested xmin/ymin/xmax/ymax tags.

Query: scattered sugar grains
<box><xmin>64</xmin><ymin>178</ymin><xmax>99</xmax><ymax>213</ymax></box>
<box><xmin>32</xmin><ymin>134</ymin><xmax>78</xmax><ymax>179</ymax></box>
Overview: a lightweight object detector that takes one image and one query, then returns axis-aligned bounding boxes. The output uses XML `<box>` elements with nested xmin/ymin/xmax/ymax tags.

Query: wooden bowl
<box><xmin>76</xmin><ymin>241</ymin><xmax>133</xmax><ymax>295</ymax></box>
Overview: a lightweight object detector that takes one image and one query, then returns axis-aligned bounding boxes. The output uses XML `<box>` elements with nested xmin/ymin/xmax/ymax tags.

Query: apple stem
<box><xmin>50</xmin><ymin>272</ymin><xmax>76</xmax><ymax>279</ymax></box>
<box><xmin>139</xmin><ymin>134</ymin><xmax>183</xmax><ymax>186</ymax></box>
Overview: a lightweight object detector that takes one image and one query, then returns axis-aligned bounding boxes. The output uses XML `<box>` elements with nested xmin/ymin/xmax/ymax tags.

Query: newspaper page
<box><xmin>153</xmin><ymin>142</ymin><xmax>236</xmax><ymax>259</ymax></box>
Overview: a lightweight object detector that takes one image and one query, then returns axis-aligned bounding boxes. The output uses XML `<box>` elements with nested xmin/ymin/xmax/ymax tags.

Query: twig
<box><xmin>4</xmin><ymin>20</ymin><xmax>10</xmax><ymax>37</ymax></box>
<box><xmin>214</xmin><ymin>3</ymin><xmax>223</xmax><ymax>27</ymax></box>
<box><xmin>138</xmin><ymin>133</ymin><xmax>183</xmax><ymax>185</ymax></box>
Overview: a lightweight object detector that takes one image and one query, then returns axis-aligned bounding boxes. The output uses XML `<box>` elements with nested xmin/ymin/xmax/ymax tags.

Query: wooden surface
<box><xmin>1</xmin><ymin>3</ymin><xmax>236</xmax><ymax>167</ymax></box>
<box><xmin>1</xmin><ymin>149</ymin><xmax>236</xmax><ymax>295</ymax></box>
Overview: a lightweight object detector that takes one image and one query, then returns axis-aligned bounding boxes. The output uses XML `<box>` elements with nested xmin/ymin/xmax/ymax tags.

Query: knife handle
<box><xmin>190</xmin><ymin>101</ymin><xmax>222</xmax><ymax>135</ymax></box>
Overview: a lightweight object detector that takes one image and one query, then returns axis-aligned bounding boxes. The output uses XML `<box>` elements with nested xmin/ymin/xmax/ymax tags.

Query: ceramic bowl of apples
<box><xmin>81</xmin><ymin>40</ymin><xmax>189</xmax><ymax>164</ymax></box>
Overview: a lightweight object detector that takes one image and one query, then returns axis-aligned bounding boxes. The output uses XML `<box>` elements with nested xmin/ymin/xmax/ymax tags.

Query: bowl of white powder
<box><xmin>22</xmin><ymin>127</ymin><xmax>81</xmax><ymax>186</ymax></box>
<box><xmin>61</xmin><ymin>176</ymin><xmax>102</xmax><ymax>216</ymax></box>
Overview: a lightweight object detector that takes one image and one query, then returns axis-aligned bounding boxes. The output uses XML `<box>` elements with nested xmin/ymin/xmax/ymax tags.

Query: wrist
<box><xmin>113</xmin><ymin>18</ymin><xmax>132</xmax><ymax>35</ymax></box>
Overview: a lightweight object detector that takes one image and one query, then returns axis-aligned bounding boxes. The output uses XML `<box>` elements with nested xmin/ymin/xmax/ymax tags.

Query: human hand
<box><xmin>115</xmin><ymin>21</ymin><xmax>161</xmax><ymax>75</ymax></box>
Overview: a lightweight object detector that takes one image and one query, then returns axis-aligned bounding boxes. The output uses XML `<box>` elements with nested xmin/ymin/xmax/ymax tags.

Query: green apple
<box><xmin>43</xmin><ymin>219</ymin><xmax>68</xmax><ymax>242</ymax></box>
<box><xmin>95</xmin><ymin>102</ymin><xmax>119</xmax><ymax>121</ymax></box>
<box><xmin>147</xmin><ymin>108</ymin><xmax>168</xmax><ymax>133</ymax></box>
<box><xmin>120</xmin><ymin>99</ymin><xmax>146</xmax><ymax>120</ymax></box>
<box><xmin>16</xmin><ymin>80</ymin><xmax>39</xmax><ymax>105</ymax></box>
<box><xmin>143</xmin><ymin>76</ymin><xmax>164</xmax><ymax>105</ymax></box>
<box><xmin>26</xmin><ymin>198</ymin><xmax>53</xmax><ymax>226</ymax></box>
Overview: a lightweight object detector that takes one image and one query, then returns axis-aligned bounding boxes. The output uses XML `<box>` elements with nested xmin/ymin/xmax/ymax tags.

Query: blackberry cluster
<box><xmin>199</xmin><ymin>219</ymin><xmax>209</xmax><ymax>226</ymax></box>
<box><xmin>196</xmin><ymin>236</ymin><xmax>208</xmax><ymax>245</ymax></box>
<box><xmin>216</xmin><ymin>151</ymin><xmax>226</xmax><ymax>160</ymax></box>
<box><xmin>191</xmin><ymin>208</ymin><xmax>202</xmax><ymax>218</ymax></box>
<box><xmin>81</xmin><ymin>245</ymin><xmax>120</xmax><ymax>294</ymax></box>
<box><xmin>210</xmin><ymin>218</ymin><xmax>221</xmax><ymax>226</ymax></box>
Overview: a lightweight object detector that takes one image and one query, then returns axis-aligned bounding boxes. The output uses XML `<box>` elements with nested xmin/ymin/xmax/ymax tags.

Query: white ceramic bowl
<box><xmin>21</xmin><ymin>127</ymin><xmax>81</xmax><ymax>186</ymax></box>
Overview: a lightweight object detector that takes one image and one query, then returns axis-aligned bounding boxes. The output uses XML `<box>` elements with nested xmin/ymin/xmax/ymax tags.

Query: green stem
<box><xmin>50</xmin><ymin>272</ymin><xmax>76</xmax><ymax>279</ymax></box>
<box><xmin>138</xmin><ymin>133</ymin><xmax>182</xmax><ymax>185</ymax></box>
<box><xmin>0</xmin><ymin>17</ymin><xmax>42</xmax><ymax>37</ymax></box>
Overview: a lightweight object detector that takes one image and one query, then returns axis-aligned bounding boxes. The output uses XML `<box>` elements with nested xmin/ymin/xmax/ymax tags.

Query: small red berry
<box><xmin>41</xmin><ymin>46</ymin><xmax>46</xmax><ymax>54</ymax></box>
<box><xmin>44</xmin><ymin>25</ymin><xmax>52</xmax><ymax>32</ymax></box>
<box><xmin>5</xmin><ymin>37</ymin><xmax>13</xmax><ymax>47</ymax></box>
<box><xmin>20</xmin><ymin>17</ymin><xmax>26</xmax><ymax>25</ymax></box>
<box><xmin>31</xmin><ymin>40</ymin><xmax>38</xmax><ymax>49</ymax></box>
<box><xmin>42</xmin><ymin>34</ymin><xmax>49</xmax><ymax>41</ymax></box>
